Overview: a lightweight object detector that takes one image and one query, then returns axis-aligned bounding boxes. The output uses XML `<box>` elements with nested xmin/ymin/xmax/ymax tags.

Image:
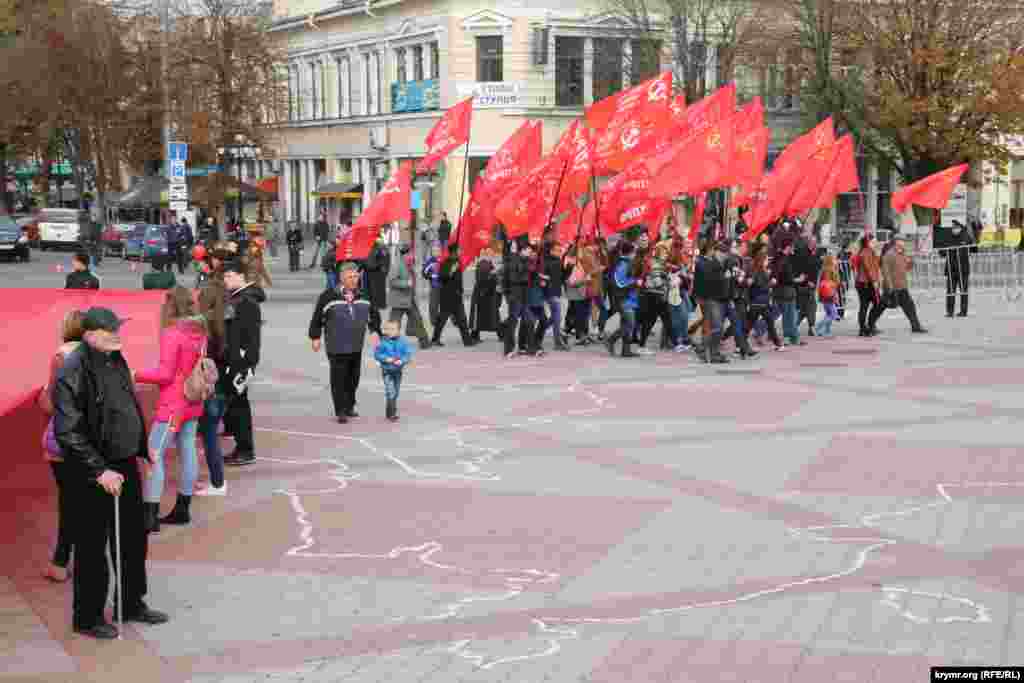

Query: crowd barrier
<box><xmin>909</xmin><ymin>247</ymin><xmax>1024</xmax><ymax>303</ymax></box>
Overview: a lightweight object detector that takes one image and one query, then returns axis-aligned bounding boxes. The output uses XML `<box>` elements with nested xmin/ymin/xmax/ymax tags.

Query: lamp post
<box><xmin>217</xmin><ymin>134</ymin><xmax>261</xmax><ymax>231</ymax></box>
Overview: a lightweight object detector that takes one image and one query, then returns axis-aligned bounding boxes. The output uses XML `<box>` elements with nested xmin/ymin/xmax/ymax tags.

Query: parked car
<box><xmin>0</xmin><ymin>213</ymin><xmax>31</xmax><ymax>262</ymax></box>
<box><xmin>123</xmin><ymin>224</ymin><xmax>169</xmax><ymax>262</ymax></box>
<box><xmin>37</xmin><ymin>208</ymin><xmax>88</xmax><ymax>250</ymax></box>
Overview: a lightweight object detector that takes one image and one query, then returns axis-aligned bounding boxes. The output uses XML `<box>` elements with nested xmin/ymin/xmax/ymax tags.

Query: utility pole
<box><xmin>161</xmin><ymin>0</ymin><xmax>171</xmax><ymax>180</ymax></box>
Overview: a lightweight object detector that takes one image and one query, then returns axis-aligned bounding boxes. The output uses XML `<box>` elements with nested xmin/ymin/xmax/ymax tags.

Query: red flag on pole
<box><xmin>477</xmin><ymin>120</ymin><xmax>542</xmax><ymax>200</ymax></box>
<box><xmin>645</xmin><ymin>113</ymin><xmax>737</xmax><ymax>198</ymax></box>
<box><xmin>890</xmin><ymin>163</ymin><xmax>969</xmax><ymax>213</ymax></box>
<box><xmin>773</xmin><ymin>117</ymin><xmax>834</xmax><ymax>172</ymax></box>
<box><xmin>584</xmin><ymin>72</ymin><xmax>673</xmax><ymax>132</ymax></box>
<box><xmin>456</xmin><ymin>180</ymin><xmax>494</xmax><ymax>269</ymax></box>
<box><xmin>689</xmin><ymin>192</ymin><xmax>707</xmax><ymax>240</ymax></box>
<box><xmin>415</xmin><ymin>97</ymin><xmax>474</xmax><ymax>174</ymax></box>
<box><xmin>739</xmin><ymin>163</ymin><xmax>805</xmax><ymax>241</ymax></box>
<box><xmin>816</xmin><ymin>135</ymin><xmax>859</xmax><ymax>208</ymax></box>
<box><xmin>337</xmin><ymin>161</ymin><xmax>412</xmax><ymax>261</ymax></box>
<box><xmin>494</xmin><ymin>156</ymin><xmax>565</xmax><ymax>238</ymax></box>
<box><xmin>551</xmin><ymin>119</ymin><xmax>595</xmax><ymax>200</ymax></box>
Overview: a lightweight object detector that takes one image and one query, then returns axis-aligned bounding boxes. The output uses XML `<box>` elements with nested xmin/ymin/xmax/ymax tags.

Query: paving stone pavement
<box><xmin>3</xmin><ymin>253</ymin><xmax>1024</xmax><ymax>682</ymax></box>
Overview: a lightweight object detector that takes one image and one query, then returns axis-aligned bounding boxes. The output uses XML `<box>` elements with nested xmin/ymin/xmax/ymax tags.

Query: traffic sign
<box><xmin>169</xmin><ymin>201</ymin><xmax>188</xmax><ymax>212</ymax></box>
<box><xmin>169</xmin><ymin>161</ymin><xmax>186</xmax><ymax>182</ymax></box>
<box><xmin>168</xmin><ymin>142</ymin><xmax>188</xmax><ymax>162</ymax></box>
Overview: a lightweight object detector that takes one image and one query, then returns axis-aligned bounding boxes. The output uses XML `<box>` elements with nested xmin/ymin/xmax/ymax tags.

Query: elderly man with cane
<box><xmin>53</xmin><ymin>307</ymin><xmax>169</xmax><ymax>639</ymax></box>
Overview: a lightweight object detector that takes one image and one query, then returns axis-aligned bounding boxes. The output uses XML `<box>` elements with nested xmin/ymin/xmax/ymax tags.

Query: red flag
<box><xmin>601</xmin><ymin>197</ymin><xmax>671</xmax><ymax>236</ymax></box>
<box><xmin>785</xmin><ymin>137</ymin><xmax>846</xmax><ymax>215</ymax></box>
<box><xmin>477</xmin><ymin>120</ymin><xmax>542</xmax><ymax>199</ymax></box>
<box><xmin>891</xmin><ymin>163</ymin><xmax>969</xmax><ymax>213</ymax></box>
<box><xmin>456</xmin><ymin>180</ymin><xmax>494</xmax><ymax>269</ymax></box>
<box><xmin>590</xmin><ymin>73</ymin><xmax>674</xmax><ymax>173</ymax></box>
<box><xmin>552</xmin><ymin>120</ymin><xmax>595</xmax><ymax>199</ymax></box>
<box><xmin>494</xmin><ymin>156</ymin><xmax>566</xmax><ymax>238</ymax></box>
<box><xmin>645</xmin><ymin>113</ymin><xmax>736</xmax><ymax>198</ymax></box>
<box><xmin>739</xmin><ymin>163</ymin><xmax>805</xmax><ymax>241</ymax></box>
<box><xmin>689</xmin><ymin>192</ymin><xmax>707</xmax><ymax>240</ymax></box>
<box><xmin>731</xmin><ymin>126</ymin><xmax>769</xmax><ymax>190</ymax></box>
<box><xmin>416</xmin><ymin>97</ymin><xmax>474</xmax><ymax>174</ymax></box>
<box><xmin>337</xmin><ymin>161</ymin><xmax>412</xmax><ymax>261</ymax></box>
<box><xmin>773</xmin><ymin>117</ymin><xmax>834</xmax><ymax>172</ymax></box>
<box><xmin>677</xmin><ymin>83</ymin><xmax>737</xmax><ymax>140</ymax></box>
<box><xmin>816</xmin><ymin>135</ymin><xmax>859</xmax><ymax>208</ymax></box>
<box><xmin>584</xmin><ymin>72</ymin><xmax>673</xmax><ymax>132</ymax></box>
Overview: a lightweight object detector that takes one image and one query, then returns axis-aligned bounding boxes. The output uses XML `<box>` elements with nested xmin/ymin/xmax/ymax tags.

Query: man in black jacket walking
<box><xmin>946</xmin><ymin>221</ymin><xmax>973</xmax><ymax>317</ymax></box>
<box><xmin>792</xmin><ymin>234</ymin><xmax>821</xmax><ymax>335</ymax></box>
<box><xmin>286</xmin><ymin>223</ymin><xmax>304</xmax><ymax>272</ymax></box>
<box><xmin>430</xmin><ymin>244</ymin><xmax>477</xmax><ymax>347</ymax></box>
<box><xmin>65</xmin><ymin>252</ymin><xmax>100</xmax><ymax>289</ymax></box>
<box><xmin>221</xmin><ymin>262</ymin><xmax>264</xmax><ymax>467</ymax></box>
<box><xmin>502</xmin><ymin>240</ymin><xmax>534</xmax><ymax>358</ymax></box>
<box><xmin>309</xmin><ymin>212</ymin><xmax>330</xmax><ymax>269</ymax></box>
<box><xmin>53</xmin><ymin>308</ymin><xmax>169</xmax><ymax>639</ymax></box>
<box><xmin>309</xmin><ymin>263</ymin><xmax>382</xmax><ymax>423</ymax></box>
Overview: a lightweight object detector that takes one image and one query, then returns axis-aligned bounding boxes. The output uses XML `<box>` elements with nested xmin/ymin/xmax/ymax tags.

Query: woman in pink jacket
<box><xmin>135</xmin><ymin>286</ymin><xmax>208</xmax><ymax>531</ymax></box>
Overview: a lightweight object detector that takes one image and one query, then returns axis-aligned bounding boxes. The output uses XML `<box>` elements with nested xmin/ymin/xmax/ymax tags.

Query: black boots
<box><xmin>959</xmin><ymin>294</ymin><xmax>969</xmax><ymax>317</ymax></box>
<box><xmin>621</xmin><ymin>339</ymin><xmax>636</xmax><ymax>357</ymax></box>
<box><xmin>946</xmin><ymin>294</ymin><xmax>969</xmax><ymax>317</ymax></box>
<box><xmin>708</xmin><ymin>333</ymin><xmax>729</xmax><ymax>364</ymax></box>
<box><xmin>605</xmin><ymin>329</ymin><xmax>621</xmax><ymax>356</ymax></box>
<box><xmin>143</xmin><ymin>502</ymin><xmax>160</xmax><ymax>534</ymax></box>
<box><xmin>386</xmin><ymin>398</ymin><xmax>399</xmax><ymax>421</ymax></box>
<box><xmin>160</xmin><ymin>494</ymin><xmax>191</xmax><ymax>526</ymax></box>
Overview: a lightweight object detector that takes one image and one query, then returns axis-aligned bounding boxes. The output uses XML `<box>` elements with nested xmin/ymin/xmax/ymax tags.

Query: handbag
<box><xmin>184</xmin><ymin>342</ymin><xmax>219</xmax><ymax>403</ymax></box>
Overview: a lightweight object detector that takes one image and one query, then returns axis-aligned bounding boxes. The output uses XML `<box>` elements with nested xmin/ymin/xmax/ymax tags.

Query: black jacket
<box><xmin>772</xmin><ymin>254</ymin><xmax>798</xmax><ymax>300</ymax></box>
<box><xmin>53</xmin><ymin>343</ymin><xmax>149</xmax><ymax>480</ymax></box>
<box><xmin>286</xmin><ymin>226</ymin><xmax>304</xmax><ymax>247</ymax></box>
<box><xmin>438</xmin><ymin>218</ymin><xmax>453</xmax><ymax>244</ymax></box>
<box><xmin>438</xmin><ymin>256</ymin><xmax>464</xmax><ymax>308</ymax></box>
<box><xmin>313</xmin><ymin>220</ymin><xmax>330</xmax><ymax>242</ymax></box>
<box><xmin>543</xmin><ymin>253</ymin><xmax>564</xmax><ymax>298</ymax></box>
<box><xmin>65</xmin><ymin>270</ymin><xmax>100</xmax><ymax>290</ymax></box>
<box><xmin>309</xmin><ymin>287</ymin><xmax>382</xmax><ymax>355</ymax></box>
<box><xmin>221</xmin><ymin>283</ymin><xmax>264</xmax><ymax>393</ymax></box>
<box><xmin>693</xmin><ymin>255</ymin><xmax>729</xmax><ymax>301</ymax></box>
<box><xmin>503</xmin><ymin>252</ymin><xmax>530</xmax><ymax>302</ymax></box>
<box><xmin>364</xmin><ymin>244</ymin><xmax>391</xmax><ymax>309</ymax></box>
<box><xmin>791</xmin><ymin>239</ymin><xmax>821</xmax><ymax>286</ymax></box>
<box><xmin>945</xmin><ymin>231</ymin><xmax>972</xmax><ymax>276</ymax></box>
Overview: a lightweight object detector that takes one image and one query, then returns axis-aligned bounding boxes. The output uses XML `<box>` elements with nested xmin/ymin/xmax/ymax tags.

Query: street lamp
<box><xmin>217</xmin><ymin>134</ymin><xmax>261</xmax><ymax>230</ymax></box>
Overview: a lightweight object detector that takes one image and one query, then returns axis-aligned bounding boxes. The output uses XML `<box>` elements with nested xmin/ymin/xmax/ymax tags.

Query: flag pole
<box><xmin>544</xmin><ymin>160</ymin><xmax>570</xmax><ymax>236</ymax></box>
<box><xmin>799</xmin><ymin>142</ymin><xmax>844</xmax><ymax>226</ymax></box>
<box><xmin>454</xmin><ymin>124</ymin><xmax>473</xmax><ymax>248</ymax></box>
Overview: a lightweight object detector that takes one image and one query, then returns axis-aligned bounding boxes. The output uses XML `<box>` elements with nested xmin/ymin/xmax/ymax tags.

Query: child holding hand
<box><xmin>814</xmin><ymin>255</ymin><xmax>840</xmax><ymax>338</ymax></box>
<box><xmin>373</xmin><ymin>320</ymin><xmax>412</xmax><ymax>421</ymax></box>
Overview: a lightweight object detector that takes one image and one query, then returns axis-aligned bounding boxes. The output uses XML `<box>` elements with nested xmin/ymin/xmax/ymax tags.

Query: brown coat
<box><xmin>857</xmin><ymin>247</ymin><xmax>881</xmax><ymax>286</ymax></box>
<box><xmin>881</xmin><ymin>249</ymin><xmax>911</xmax><ymax>291</ymax></box>
<box><xmin>581</xmin><ymin>244</ymin><xmax>607</xmax><ymax>298</ymax></box>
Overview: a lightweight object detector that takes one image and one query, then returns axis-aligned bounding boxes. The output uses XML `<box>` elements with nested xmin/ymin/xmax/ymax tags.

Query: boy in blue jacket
<box><xmin>373</xmin><ymin>320</ymin><xmax>412</xmax><ymax>421</ymax></box>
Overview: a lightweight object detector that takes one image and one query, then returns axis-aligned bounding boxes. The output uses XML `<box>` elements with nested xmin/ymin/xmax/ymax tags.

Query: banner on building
<box><xmin>455</xmin><ymin>81</ymin><xmax>527</xmax><ymax>108</ymax></box>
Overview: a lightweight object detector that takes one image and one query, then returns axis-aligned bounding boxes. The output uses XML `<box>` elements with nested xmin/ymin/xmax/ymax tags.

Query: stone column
<box><xmin>583</xmin><ymin>37</ymin><xmax>594</xmax><ymax>106</ymax></box>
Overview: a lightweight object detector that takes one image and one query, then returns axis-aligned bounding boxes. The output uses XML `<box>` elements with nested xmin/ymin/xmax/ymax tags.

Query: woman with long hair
<box><xmin>38</xmin><ymin>310</ymin><xmax>86</xmax><ymax>582</ymax></box>
<box><xmin>134</xmin><ymin>286</ymin><xmax>208</xmax><ymax>530</ymax></box>
<box><xmin>855</xmin><ymin>234</ymin><xmax>883</xmax><ymax>336</ymax></box>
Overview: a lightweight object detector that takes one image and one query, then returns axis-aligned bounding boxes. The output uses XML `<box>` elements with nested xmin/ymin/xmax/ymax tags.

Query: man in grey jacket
<box><xmin>309</xmin><ymin>263</ymin><xmax>382</xmax><ymax>423</ymax></box>
<box><xmin>387</xmin><ymin>243</ymin><xmax>431</xmax><ymax>348</ymax></box>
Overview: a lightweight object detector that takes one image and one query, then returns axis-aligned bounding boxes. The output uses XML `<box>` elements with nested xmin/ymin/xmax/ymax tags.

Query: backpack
<box><xmin>184</xmin><ymin>342</ymin><xmax>219</xmax><ymax>403</ymax></box>
<box><xmin>818</xmin><ymin>279</ymin><xmax>835</xmax><ymax>300</ymax></box>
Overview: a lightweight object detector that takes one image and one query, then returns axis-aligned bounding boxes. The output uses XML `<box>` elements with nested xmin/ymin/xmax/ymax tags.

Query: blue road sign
<box><xmin>168</xmin><ymin>142</ymin><xmax>188</xmax><ymax>162</ymax></box>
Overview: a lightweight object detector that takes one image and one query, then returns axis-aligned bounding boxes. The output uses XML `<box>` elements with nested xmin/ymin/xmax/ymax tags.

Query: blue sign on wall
<box><xmin>391</xmin><ymin>79</ymin><xmax>440</xmax><ymax>113</ymax></box>
<box><xmin>168</xmin><ymin>142</ymin><xmax>188</xmax><ymax>162</ymax></box>
<box><xmin>410</xmin><ymin>190</ymin><xmax>422</xmax><ymax>210</ymax></box>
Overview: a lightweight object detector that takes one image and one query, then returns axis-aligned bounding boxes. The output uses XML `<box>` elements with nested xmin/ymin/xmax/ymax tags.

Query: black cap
<box><xmin>82</xmin><ymin>307</ymin><xmax>129</xmax><ymax>332</ymax></box>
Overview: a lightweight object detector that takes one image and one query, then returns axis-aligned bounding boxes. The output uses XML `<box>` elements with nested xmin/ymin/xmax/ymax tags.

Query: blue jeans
<box><xmin>382</xmin><ymin>370</ymin><xmax>403</xmax><ymax>401</ymax></box>
<box><xmin>670</xmin><ymin>294</ymin><xmax>691</xmax><ymax>345</ymax></box>
<box><xmin>145</xmin><ymin>418</ymin><xmax>199</xmax><ymax>502</ymax></box>
<box><xmin>723</xmin><ymin>302</ymin><xmax>745</xmax><ymax>345</ymax></box>
<box><xmin>781</xmin><ymin>301</ymin><xmax>800</xmax><ymax>343</ymax></box>
<box><xmin>199</xmin><ymin>395</ymin><xmax>226</xmax><ymax>488</ymax></box>
<box><xmin>815</xmin><ymin>302</ymin><xmax>838</xmax><ymax>337</ymax></box>
<box><xmin>325</xmin><ymin>270</ymin><xmax>338</xmax><ymax>291</ymax></box>
<box><xmin>545</xmin><ymin>296</ymin><xmax>562</xmax><ymax>341</ymax></box>
<box><xmin>619</xmin><ymin>308</ymin><xmax>636</xmax><ymax>341</ymax></box>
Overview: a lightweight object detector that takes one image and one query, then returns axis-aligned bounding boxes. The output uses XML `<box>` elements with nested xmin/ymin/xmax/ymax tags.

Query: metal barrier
<box><xmin>909</xmin><ymin>246</ymin><xmax>1024</xmax><ymax>303</ymax></box>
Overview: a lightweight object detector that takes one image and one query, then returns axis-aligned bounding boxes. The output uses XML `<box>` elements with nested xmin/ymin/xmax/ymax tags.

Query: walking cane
<box><xmin>113</xmin><ymin>491</ymin><xmax>123</xmax><ymax>639</ymax></box>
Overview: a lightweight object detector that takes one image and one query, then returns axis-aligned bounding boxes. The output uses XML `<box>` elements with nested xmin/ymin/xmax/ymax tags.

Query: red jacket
<box><xmin>135</xmin><ymin>318</ymin><xmax>207</xmax><ymax>425</ymax></box>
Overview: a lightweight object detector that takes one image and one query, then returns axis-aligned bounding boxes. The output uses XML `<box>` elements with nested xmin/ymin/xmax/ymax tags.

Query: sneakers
<box><xmin>673</xmin><ymin>344</ymin><xmax>689</xmax><ymax>353</ymax></box>
<box><xmin>194</xmin><ymin>482</ymin><xmax>227</xmax><ymax>497</ymax></box>
<box><xmin>634</xmin><ymin>347</ymin><xmax>655</xmax><ymax>355</ymax></box>
<box><xmin>224</xmin><ymin>451</ymin><xmax>256</xmax><ymax>467</ymax></box>
<box><xmin>74</xmin><ymin>621</ymin><xmax>118</xmax><ymax>640</ymax></box>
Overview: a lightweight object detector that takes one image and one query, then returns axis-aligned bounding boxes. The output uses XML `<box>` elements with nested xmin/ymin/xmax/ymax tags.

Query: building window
<box><xmin>556</xmin><ymin>36</ymin><xmax>584</xmax><ymax>107</ymax></box>
<box><xmin>593</xmin><ymin>38</ymin><xmax>624</xmax><ymax>101</ymax></box>
<box><xmin>476</xmin><ymin>36</ymin><xmax>503</xmax><ymax>82</ymax></box>
<box><xmin>630</xmin><ymin>39</ymin><xmax>661</xmax><ymax>85</ymax></box>
<box><xmin>413</xmin><ymin>45</ymin><xmax>424</xmax><ymax>81</ymax></box>
<box><xmin>337</xmin><ymin>57</ymin><xmax>349</xmax><ymax>117</ymax></box>
<box><xmin>364</xmin><ymin>53</ymin><xmax>374</xmax><ymax>114</ymax></box>
<box><xmin>395</xmin><ymin>47</ymin><xmax>407</xmax><ymax>83</ymax></box>
<box><xmin>430</xmin><ymin>41</ymin><xmax>440</xmax><ymax>79</ymax></box>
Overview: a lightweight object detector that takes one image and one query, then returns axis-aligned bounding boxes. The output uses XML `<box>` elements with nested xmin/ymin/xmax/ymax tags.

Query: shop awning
<box><xmin>312</xmin><ymin>182</ymin><xmax>363</xmax><ymax>199</ymax></box>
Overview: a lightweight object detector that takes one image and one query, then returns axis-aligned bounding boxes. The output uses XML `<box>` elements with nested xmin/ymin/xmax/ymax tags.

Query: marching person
<box><xmin>310</xmin><ymin>262</ymin><xmax>382</xmax><ymax>424</ymax></box>
<box><xmin>502</xmin><ymin>239</ymin><xmax>534</xmax><ymax>358</ymax></box>
<box><xmin>430</xmin><ymin>244</ymin><xmax>478</xmax><ymax>348</ymax></box>
<box><xmin>364</xmin><ymin>236</ymin><xmax>391</xmax><ymax>311</ymax></box>
<box><xmin>65</xmin><ymin>252</ymin><xmax>100</xmax><ymax>290</ymax></box>
<box><xmin>854</xmin><ymin>234</ymin><xmax>884</xmax><ymax>336</ymax></box>
<box><xmin>286</xmin><ymin>222</ymin><xmax>304</xmax><ymax>272</ymax></box>
<box><xmin>387</xmin><ymin>243</ymin><xmax>431</xmax><ymax>349</ymax></box>
<box><xmin>221</xmin><ymin>262</ymin><xmax>264</xmax><ymax>467</ymax></box>
<box><xmin>53</xmin><ymin>307</ymin><xmax>169</xmax><ymax>639</ymax></box>
<box><xmin>882</xmin><ymin>237</ymin><xmax>928</xmax><ymax>333</ymax></box>
<box><xmin>605</xmin><ymin>240</ymin><xmax>640</xmax><ymax>358</ymax></box>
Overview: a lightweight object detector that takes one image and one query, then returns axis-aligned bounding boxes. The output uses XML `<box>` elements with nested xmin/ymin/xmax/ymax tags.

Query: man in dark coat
<box><xmin>364</xmin><ymin>238</ymin><xmax>391</xmax><ymax>310</ymax></box>
<box><xmin>53</xmin><ymin>307</ymin><xmax>169</xmax><ymax>639</ymax></box>
<box><xmin>437</xmin><ymin>212</ymin><xmax>452</xmax><ymax>245</ymax></box>
<box><xmin>469</xmin><ymin>257</ymin><xmax>501</xmax><ymax>340</ymax></box>
<box><xmin>221</xmin><ymin>262</ymin><xmax>264</xmax><ymax>467</ymax></box>
<box><xmin>946</xmin><ymin>220</ymin><xmax>973</xmax><ymax>317</ymax></box>
<box><xmin>309</xmin><ymin>212</ymin><xmax>330</xmax><ymax>269</ymax></box>
<box><xmin>286</xmin><ymin>222</ymin><xmax>304</xmax><ymax>272</ymax></box>
<box><xmin>388</xmin><ymin>243</ymin><xmax>431</xmax><ymax>348</ymax></box>
<box><xmin>309</xmin><ymin>263</ymin><xmax>382</xmax><ymax>423</ymax></box>
<box><xmin>792</xmin><ymin>233</ymin><xmax>822</xmax><ymax>335</ymax></box>
<box><xmin>430</xmin><ymin>244</ymin><xmax>477</xmax><ymax>347</ymax></box>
